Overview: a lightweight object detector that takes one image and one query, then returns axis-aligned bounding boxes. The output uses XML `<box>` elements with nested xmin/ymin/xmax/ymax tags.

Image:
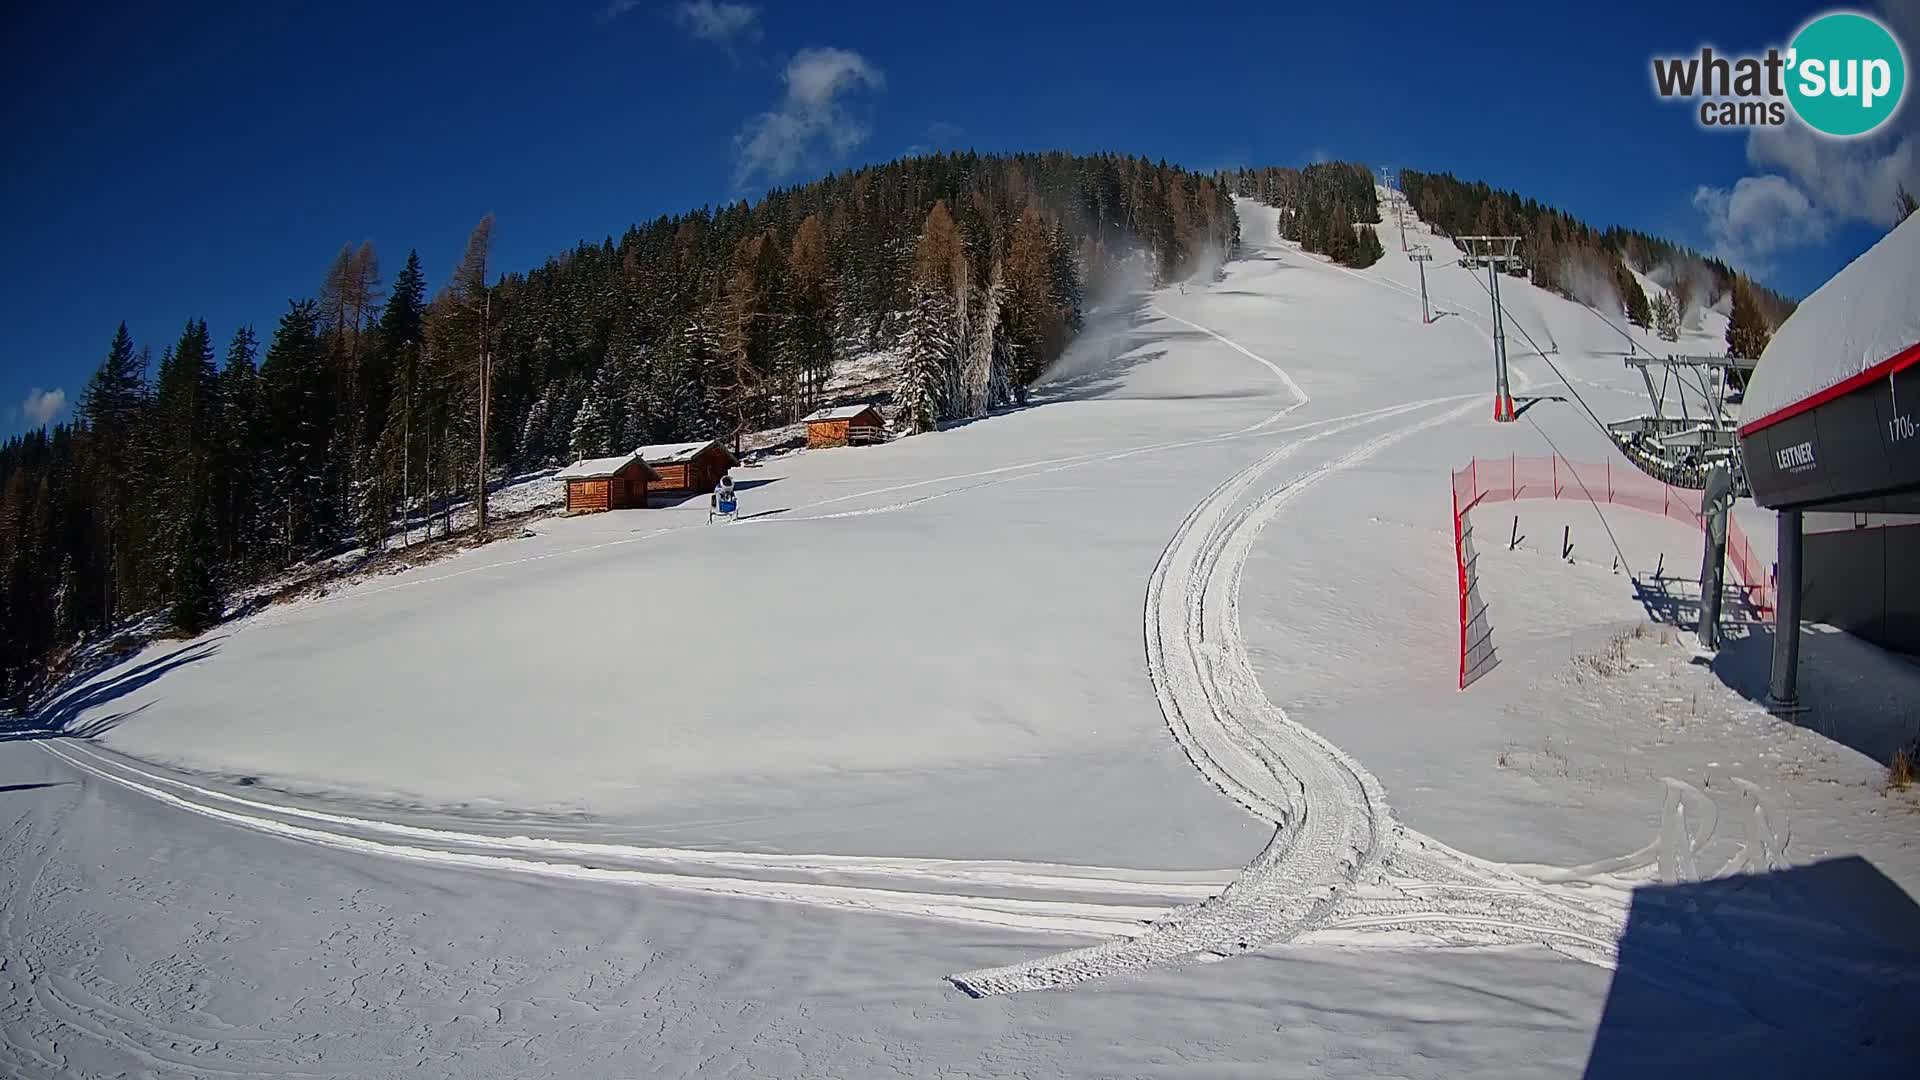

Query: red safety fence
<box><xmin>1450</xmin><ymin>456</ymin><xmax>1775</xmax><ymax>689</ymax></box>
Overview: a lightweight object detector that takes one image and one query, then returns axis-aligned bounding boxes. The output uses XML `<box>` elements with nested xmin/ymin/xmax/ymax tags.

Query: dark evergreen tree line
<box><xmin>1396</xmin><ymin>169</ymin><xmax>1797</xmax><ymax>329</ymax></box>
<box><xmin>1</xmin><ymin>151</ymin><xmax>1235</xmax><ymax>696</ymax></box>
<box><xmin>1227</xmin><ymin>163</ymin><xmax>1385</xmax><ymax>268</ymax></box>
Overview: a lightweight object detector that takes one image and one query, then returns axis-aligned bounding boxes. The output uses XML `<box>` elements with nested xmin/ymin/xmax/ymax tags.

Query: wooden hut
<box><xmin>802</xmin><ymin>404</ymin><xmax>887</xmax><ymax>449</ymax></box>
<box><xmin>555</xmin><ymin>452</ymin><xmax>659</xmax><ymax>514</ymax></box>
<box><xmin>637</xmin><ymin>440</ymin><xmax>739</xmax><ymax>495</ymax></box>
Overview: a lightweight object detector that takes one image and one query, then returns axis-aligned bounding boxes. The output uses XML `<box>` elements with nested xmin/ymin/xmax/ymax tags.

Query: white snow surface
<box><xmin>5</xmin><ymin>197</ymin><xmax>1918</xmax><ymax>1078</ymax></box>
<box><xmin>1743</xmin><ymin>213</ymin><xmax>1920</xmax><ymax>424</ymax></box>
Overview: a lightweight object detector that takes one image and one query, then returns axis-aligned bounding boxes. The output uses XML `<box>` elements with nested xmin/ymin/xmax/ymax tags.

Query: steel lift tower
<box><xmin>1458</xmin><ymin>235</ymin><xmax>1523</xmax><ymax>421</ymax></box>
<box><xmin>1409</xmin><ymin>243</ymin><xmax>1434</xmax><ymax>324</ymax></box>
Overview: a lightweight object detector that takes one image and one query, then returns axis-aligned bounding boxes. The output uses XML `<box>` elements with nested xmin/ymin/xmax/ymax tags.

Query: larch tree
<box><xmin>787</xmin><ymin>214</ymin><xmax>836</xmax><ymax>412</ymax></box>
<box><xmin>1003</xmin><ymin>208</ymin><xmax>1059</xmax><ymax>397</ymax></box>
<box><xmin>1725</xmin><ymin>276</ymin><xmax>1773</xmax><ymax>362</ymax></box>
<box><xmin>437</xmin><ymin>215</ymin><xmax>496</xmax><ymax>536</ymax></box>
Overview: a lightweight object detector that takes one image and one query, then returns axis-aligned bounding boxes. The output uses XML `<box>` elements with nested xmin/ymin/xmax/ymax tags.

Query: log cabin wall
<box><xmin>808</xmin><ymin>420</ymin><xmax>850</xmax><ymax>448</ymax></box>
<box><xmin>690</xmin><ymin>445</ymin><xmax>731</xmax><ymax>491</ymax></box>
<box><xmin>567</xmin><ymin>478</ymin><xmax>611</xmax><ymax>513</ymax></box>
<box><xmin>653</xmin><ymin>463</ymin><xmax>690</xmax><ymax>491</ymax></box>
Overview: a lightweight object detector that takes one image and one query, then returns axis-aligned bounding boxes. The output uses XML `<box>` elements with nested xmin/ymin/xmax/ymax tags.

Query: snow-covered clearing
<box><xmin>5</xmin><ymin>198</ymin><xmax>1917</xmax><ymax>1077</ymax></box>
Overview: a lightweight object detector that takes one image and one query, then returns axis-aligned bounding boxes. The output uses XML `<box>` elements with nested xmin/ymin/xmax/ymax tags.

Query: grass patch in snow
<box><xmin>1890</xmin><ymin>745</ymin><xmax>1916</xmax><ymax>791</ymax></box>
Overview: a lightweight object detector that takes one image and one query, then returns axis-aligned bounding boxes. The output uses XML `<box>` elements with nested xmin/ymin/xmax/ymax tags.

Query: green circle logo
<box><xmin>1787</xmin><ymin>12</ymin><xmax>1906</xmax><ymax>137</ymax></box>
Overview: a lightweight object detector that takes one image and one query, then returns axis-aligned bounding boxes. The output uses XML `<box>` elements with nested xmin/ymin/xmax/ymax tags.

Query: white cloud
<box><xmin>1745</xmin><ymin>124</ymin><xmax>1915</xmax><ymax>228</ymax></box>
<box><xmin>1693</xmin><ymin>175</ymin><xmax>1828</xmax><ymax>273</ymax></box>
<box><xmin>21</xmin><ymin>387</ymin><xmax>67</xmax><ymax>428</ymax></box>
<box><xmin>733</xmin><ymin>47</ymin><xmax>883</xmax><ymax>186</ymax></box>
<box><xmin>669</xmin><ymin>1</ymin><xmax>762</xmax><ymax>48</ymax></box>
<box><xmin>600</xmin><ymin>0</ymin><xmax>643</xmax><ymax>20</ymax></box>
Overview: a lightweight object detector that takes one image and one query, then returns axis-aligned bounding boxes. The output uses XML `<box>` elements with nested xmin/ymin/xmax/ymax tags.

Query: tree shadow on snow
<box><xmin>1583</xmin><ymin>856</ymin><xmax>1920</xmax><ymax>1079</ymax></box>
<box><xmin>647</xmin><ymin>476</ymin><xmax>782</xmax><ymax>509</ymax></box>
<box><xmin>0</xmin><ymin>639</ymin><xmax>221</xmax><ymax>744</ymax></box>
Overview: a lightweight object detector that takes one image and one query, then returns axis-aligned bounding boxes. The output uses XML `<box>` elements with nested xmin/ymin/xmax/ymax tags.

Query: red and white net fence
<box><xmin>1449</xmin><ymin>456</ymin><xmax>1775</xmax><ymax>690</ymax></box>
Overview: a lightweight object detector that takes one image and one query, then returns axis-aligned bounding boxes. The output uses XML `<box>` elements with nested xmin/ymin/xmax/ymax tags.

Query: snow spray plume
<box><xmin>1557</xmin><ymin>249</ymin><xmax>1622</xmax><ymax>314</ymax></box>
<box><xmin>1650</xmin><ymin>255</ymin><xmax>1713</xmax><ymax>329</ymax></box>
<box><xmin>1037</xmin><ymin>246</ymin><xmax>1157</xmax><ymax>387</ymax></box>
<box><xmin>1179</xmin><ymin>239</ymin><xmax>1229</xmax><ymax>286</ymax></box>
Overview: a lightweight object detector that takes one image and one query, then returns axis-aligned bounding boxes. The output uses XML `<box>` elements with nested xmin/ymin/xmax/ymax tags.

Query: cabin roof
<box><xmin>555</xmin><ymin>451</ymin><xmax>660</xmax><ymax>481</ymax></box>
<box><xmin>635</xmin><ymin>440</ymin><xmax>736</xmax><ymax>465</ymax></box>
<box><xmin>802</xmin><ymin>404</ymin><xmax>882</xmax><ymax>423</ymax></box>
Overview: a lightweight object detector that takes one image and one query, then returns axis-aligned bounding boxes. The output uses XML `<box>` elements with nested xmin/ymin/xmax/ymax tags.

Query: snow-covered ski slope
<box><xmin>7</xmin><ymin>197</ymin><xmax>1918</xmax><ymax>1078</ymax></box>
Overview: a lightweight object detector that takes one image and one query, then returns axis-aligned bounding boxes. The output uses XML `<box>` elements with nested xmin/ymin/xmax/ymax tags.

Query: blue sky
<box><xmin>3</xmin><ymin>0</ymin><xmax>1913</xmax><ymax>433</ymax></box>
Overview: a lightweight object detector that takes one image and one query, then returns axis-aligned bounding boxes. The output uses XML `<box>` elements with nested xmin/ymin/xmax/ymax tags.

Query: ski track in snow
<box><xmin>33</xmin><ymin>265</ymin><xmax>1803</xmax><ymax>1003</ymax></box>
<box><xmin>40</xmin><ymin>741</ymin><xmax>1232</xmax><ymax>939</ymax></box>
<box><xmin>947</xmin><ymin>298</ymin><xmax>1793</xmax><ymax>996</ymax></box>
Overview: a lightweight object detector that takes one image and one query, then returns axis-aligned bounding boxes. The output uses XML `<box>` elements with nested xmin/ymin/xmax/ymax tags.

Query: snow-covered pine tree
<box><xmin>898</xmin><ymin>285</ymin><xmax>952</xmax><ymax>434</ymax></box>
<box><xmin>570</xmin><ymin>390</ymin><xmax>610</xmax><ymax>460</ymax></box>
<box><xmin>216</xmin><ymin>325</ymin><xmax>264</xmax><ymax>568</ymax></box>
<box><xmin>1618</xmin><ymin>264</ymin><xmax>1653</xmax><ymax>330</ymax></box>
<box><xmin>1347</xmin><ymin>223</ymin><xmax>1384</xmax><ymax>268</ymax></box>
<box><xmin>1653</xmin><ymin>292</ymin><xmax>1680</xmax><ymax>342</ymax></box>
<box><xmin>518</xmin><ymin>382</ymin><xmax>556</xmax><ymax>467</ymax></box>
<box><xmin>152</xmin><ymin>319</ymin><xmax>223</xmax><ymax>633</ymax></box>
<box><xmin>1046</xmin><ymin>222</ymin><xmax>1082</xmax><ymax>333</ymax></box>
<box><xmin>959</xmin><ymin>260</ymin><xmax>1008</xmax><ymax>415</ymax></box>
<box><xmin>260</xmin><ymin>300</ymin><xmax>337</xmax><ymax>562</ymax></box>
<box><xmin>908</xmin><ymin>201</ymin><xmax>969</xmax><ymax>426</ymax></box>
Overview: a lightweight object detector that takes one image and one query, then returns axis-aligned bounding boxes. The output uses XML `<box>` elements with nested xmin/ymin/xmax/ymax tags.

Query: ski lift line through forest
<box><xmin>1572</xmin><ymin>289</ymin><xmax>1754</xmax><ymax>495</ymax></box>
<box><xmin>1576</xmin><ymin>297</ymin><xmax>1726</xmax><ymax>416</ymax></box>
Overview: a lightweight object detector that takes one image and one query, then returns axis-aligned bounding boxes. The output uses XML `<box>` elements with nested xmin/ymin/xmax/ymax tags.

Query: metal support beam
<box><xmin>1460</xmin><ymin>235</ymin><xmax>1522</xmax><ymax>421</ymax></box>
<box><xmin>1409</xmin><ymin>244</ymin><xmax>1434</xmax><ymax>324</ymax></box>
<box><xmin>1769</xmin><ymin>509</ymin><xmax>1803</xmax><ymax>710</ymax></box>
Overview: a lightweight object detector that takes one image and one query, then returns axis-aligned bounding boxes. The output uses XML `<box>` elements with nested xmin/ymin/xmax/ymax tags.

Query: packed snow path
<box><xmin>12</xmin><ymin>199</ymin><xmax>1920</xmax><ymax>1079</ymax></box>
<box><xmin>40</xmin><ymin>739</ymin><xmax>1232</xmax><ymax>938</ymax></box>
<box><xmin>952</xmin><ymin>276</ymin><xmax>1799</xmax><ymax>996</ymax></box>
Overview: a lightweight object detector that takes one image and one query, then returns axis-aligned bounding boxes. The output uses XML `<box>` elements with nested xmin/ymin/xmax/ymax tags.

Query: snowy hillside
<box><xmin>5</xmin><ymin>196</ymin><xmax>1916</xmax><ymax>1078</ymax></box>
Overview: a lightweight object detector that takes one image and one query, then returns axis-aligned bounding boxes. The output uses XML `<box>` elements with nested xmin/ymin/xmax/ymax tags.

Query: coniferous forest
<box><xmin>1396</xmin><ymin>169</ymin><xmax>1798</xmax><ymax>341</ymax></box>
<box><xmin>0</xmin><ymin>151</ymin><xmax>1241</xmax><ymax>697</ymax></box>
<box><xmin>1227</xmin><ymin>163</ymin><xmax>1387</xmax><ymax>269</ymax></box>
<box><xmin>0</xmin><ymin>152</ymin><xmax>1811</xmax><ymax>699</ymax></box>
